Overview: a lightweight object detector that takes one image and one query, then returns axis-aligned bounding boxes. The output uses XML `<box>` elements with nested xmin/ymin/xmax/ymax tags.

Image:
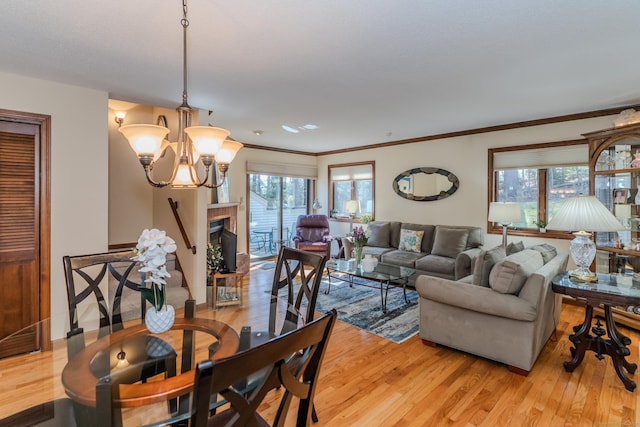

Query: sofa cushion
<box><xmin>527</xmin><ymin>243</ymin><xmax>557</xmax><ymax>264</ymax></box>
<box><xmin>489</xmin><ymin>249</ymin><xmax>544</xmax><ymax>294</ymax></box>
<box><xmin>439</xmin><ymin>225</ymin><xmax>483</xmax><ymax>249</ymax></box>
<box><xmin>398</xmin><ymin>228</ymin><xmax>425</xmax><ymax>252</ymax></box>
<box><xmin>506</xmin><ymin>240</ymin><xmax>524</xmax><ymax>255</ymax></box>
<box><xmin>381</xmin><ymin>250</ymin><xmax>426</xmax><ymax>268</ymax></box>
<box><xmin>431</xmin><ymin>226</ymin><xmax>469</xmax><ymax>258</ymax></box>
<box><xmin>399</xmin><ymin>223</ymin><xmax>436</xmax><ymax>253</ymax></box>
<box><xmin>472</xmin><ymin>245</ymin><xmax>506</xmax><ymax>287</ymax></box>
<box><xmin>388</xmin><ymin>222</ymin><xmax>403</xmax><ymax>248</ymax></box>
<box><xmin>415</xmin><ymin>254</ymin><xmax>456</xmax><ymax>276</ymax></box>
<box><xmin>366</xmin><ymin>222</ymin><xmax>390</xmax><ymax>248</ymax></box>
<box><xmin>362</xmin><ymin>246</ymin><xmax>394</xmax><ymax>259</ymax></box>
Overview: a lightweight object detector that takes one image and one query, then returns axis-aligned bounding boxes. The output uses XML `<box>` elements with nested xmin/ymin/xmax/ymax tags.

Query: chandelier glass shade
<box><xmin>118</xmin><ymin>0</ymin><xmax>242</xmax><ymax>189</ymax></box>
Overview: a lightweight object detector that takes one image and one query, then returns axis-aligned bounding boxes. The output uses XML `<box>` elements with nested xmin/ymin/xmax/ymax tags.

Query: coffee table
<box><xmin>326</xmin><ymin>260</ymin><xmax>415</xmax><ymax>313</ymax></box>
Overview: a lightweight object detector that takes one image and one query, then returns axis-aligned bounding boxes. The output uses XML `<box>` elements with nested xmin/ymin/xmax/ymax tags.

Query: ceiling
<box><xmin>3</xmin><ymin>1</ymin><xmax>640</xmax><ymax>154</ymax></box>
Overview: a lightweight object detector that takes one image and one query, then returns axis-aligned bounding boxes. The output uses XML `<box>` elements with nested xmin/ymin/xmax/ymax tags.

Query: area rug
<box><xmin>315</xmin><ymin>276</ymin><xmax>419</xmax><ymax>344</ymax></box>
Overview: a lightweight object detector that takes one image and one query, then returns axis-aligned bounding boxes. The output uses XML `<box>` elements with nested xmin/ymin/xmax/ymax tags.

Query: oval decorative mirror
<box><xmin>392</xmin><ymin>167</ymin><xmax>459</xmax><ymax>201</ymax></box>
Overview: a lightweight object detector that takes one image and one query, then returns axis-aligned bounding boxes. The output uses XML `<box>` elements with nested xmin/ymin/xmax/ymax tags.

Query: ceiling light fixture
<box><xmin>114</xmin><ymin>111</ymin><xmax>126</xmax><ymax>127</ymax></box>
<box><xmin>118</xmin><ymin>0</ymin><xmax>242</xmax><ymax>188</ymax></box>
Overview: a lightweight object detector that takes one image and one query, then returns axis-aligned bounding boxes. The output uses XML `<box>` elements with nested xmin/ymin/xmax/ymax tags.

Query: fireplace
<box><xmin>207</xmin><ymin>202</ymin><xmax>238</xmax><ymax>234</ymax></box>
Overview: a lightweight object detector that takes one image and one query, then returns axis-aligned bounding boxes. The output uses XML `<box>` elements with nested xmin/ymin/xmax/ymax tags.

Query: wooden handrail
<box><xmin>168</xmin><ymin>198</ymin><xmax>197</xmax><ymax>254</ymax></box>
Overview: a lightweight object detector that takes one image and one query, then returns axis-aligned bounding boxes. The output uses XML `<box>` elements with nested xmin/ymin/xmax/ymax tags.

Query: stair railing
<box><xmin>168</xmin><ymin>198</ymin><xmax>197</xmax><ymax>254</ymax></box>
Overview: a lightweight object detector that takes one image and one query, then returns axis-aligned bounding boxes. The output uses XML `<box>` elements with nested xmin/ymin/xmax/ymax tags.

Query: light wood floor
<box><xmin>1</xmin><ymin>263</ymin><xmax>640</xmax><ymax>426</ymax></box>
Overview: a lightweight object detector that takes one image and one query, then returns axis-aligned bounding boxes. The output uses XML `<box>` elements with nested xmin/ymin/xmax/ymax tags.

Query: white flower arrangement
<box><xmin>133</xmin><ymin>228</ymin><xmax>177</xmax><ymax>311</ymax></box>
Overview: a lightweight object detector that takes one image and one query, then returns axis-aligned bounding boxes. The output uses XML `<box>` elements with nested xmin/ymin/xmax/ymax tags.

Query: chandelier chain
<box><xmin>181</xmin><ymin>0</ymin><xmax>190</xmax><ymax>106</ymax></box>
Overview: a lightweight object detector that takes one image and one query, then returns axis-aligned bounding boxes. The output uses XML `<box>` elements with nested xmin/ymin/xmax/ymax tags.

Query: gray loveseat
<box><xmin>416</xmin><ymin>245</ymin><xmax>568</xmax><ymax>374</ymax></box>
<box><xmin>343</xmin><ymin>221</ymin><xmax>484</xmax><ymax>285</ymax></box>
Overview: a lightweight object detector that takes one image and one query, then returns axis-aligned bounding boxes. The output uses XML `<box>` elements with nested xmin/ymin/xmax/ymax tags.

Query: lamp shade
<box><xmin>119</xmin><ymin>124</ymin><xmax>169</xmax><ymax>158</ymax></box>
<box><xmin>344</xmin><ymin>200</ymin><xmax>361</xmax><ymax>215</ymax></box>
<box><xmin>185</xmin><ymin>126</ymin><xmax>229</xmax><ymax>156</ymax></box>
<box><xmin>216</xmin><ymin>140</ymin><xmax>243</xmax><ymax>164</ymax></box>
<box><xmin>488</xmin><ymin>202</ymin><xmax>521</xmax><ymax>224</ymax></box>
<box><xmin>546</xmin><ymin>195</ymin><xmax>624</xmax><ymax>232</ymax></box>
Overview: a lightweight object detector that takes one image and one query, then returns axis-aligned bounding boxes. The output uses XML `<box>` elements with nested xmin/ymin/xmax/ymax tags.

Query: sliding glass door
<box><xmin>248</xmin><ymin>174</ymin><xmax>310</xmax><ymax>259</ymax></box>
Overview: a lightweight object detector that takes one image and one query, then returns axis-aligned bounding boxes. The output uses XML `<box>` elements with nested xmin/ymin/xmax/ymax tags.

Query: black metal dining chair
<box><xmin>191</xmin><ymin>310</ymin><xmax>337</xmax><ymax>427</ymax></box>
<box><xmin>63</xmin><ymin>251</ymin><xmax>179</xmax><ymax>411</ymax></box>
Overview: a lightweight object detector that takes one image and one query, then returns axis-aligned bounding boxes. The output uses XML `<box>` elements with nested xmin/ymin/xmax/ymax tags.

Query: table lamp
<box><xmin>344</xmin><ymin>200</ymin><xmax>361</xmax><ymax>232</ymax></box>
<box><xmin>546</xmin><ymin>194</ymin><xmax>624</xmax><ymax>282</ymax></box>
<box><xmin>488</xmin><ymin>202</ymin><xmax>521</xmax><ymax>247</ymax></box>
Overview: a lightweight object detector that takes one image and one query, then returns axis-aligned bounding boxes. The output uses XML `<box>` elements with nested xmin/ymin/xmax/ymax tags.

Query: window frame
<box><xmin>488</xmin><ymin>139</ymin><xmax>588</xmax><ymax>240</ymax></box>
<box><xmin>328</xmin><ymin>161</ymin><xmax>375</xmax><ymax>223</ymax></box>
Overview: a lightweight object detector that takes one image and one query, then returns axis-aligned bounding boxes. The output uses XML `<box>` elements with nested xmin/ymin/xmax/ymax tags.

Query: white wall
<box><xmin>0</xmin><ymin>71</ymin><xmax>108</xmax><ymax>340</ymax></box>
<box><xmin>108</xmin><ymin>102</ymin><xmax>155</xmax><ymax>244</ymax></box>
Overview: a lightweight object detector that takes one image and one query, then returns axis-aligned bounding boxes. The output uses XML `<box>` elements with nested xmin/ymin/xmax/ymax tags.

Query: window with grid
<box><xmin>490</xmin><ymin>141</ymin><xmax>589</xmax><ymax>235</ymax></box>
<box><xmin>328</xmin><ymin>161</ymin><xmax>375</xmax><ymax>219</ymax></box>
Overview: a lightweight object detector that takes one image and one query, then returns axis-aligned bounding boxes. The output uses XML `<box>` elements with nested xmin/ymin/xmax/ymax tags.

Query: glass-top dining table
<box><xmin>0</xmin><ymin>295</ymin><xmax>302</xmax><ymax>427</ymax></box>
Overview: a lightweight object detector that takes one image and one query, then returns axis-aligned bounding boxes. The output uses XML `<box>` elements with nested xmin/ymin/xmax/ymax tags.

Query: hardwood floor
<box><xmin>1</xmin><ymin>263</ymin><xmax>639</xmax><ymax>426</ymax></box>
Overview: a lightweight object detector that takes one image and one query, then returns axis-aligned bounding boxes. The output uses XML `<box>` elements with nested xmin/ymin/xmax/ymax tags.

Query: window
<box><xmin>489</xmin><ymin>140</ymin><xmax>589</xmax><ymax>236</ymax></box>
<box><xmin>328</xmin><ymin>161</ymin><xmax>375</xmax><ymax>220</ymax></box>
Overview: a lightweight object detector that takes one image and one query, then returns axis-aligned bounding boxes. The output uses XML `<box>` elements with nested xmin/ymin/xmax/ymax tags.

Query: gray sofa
<box><xmin>416</xmin><ymin>245</ymin><xmax>568</xmax><ymax>374</ymax></box>
<box><xmin>343</xmin><ymin>221</ymin><xmax>484</xmax><ymax>285</ymax></box>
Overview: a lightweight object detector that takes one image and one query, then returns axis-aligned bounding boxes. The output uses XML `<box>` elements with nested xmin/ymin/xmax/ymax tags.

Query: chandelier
<box><xmin>118</xmin><ymin>0</ymin><xmax>242</xmax><ymax>188</ymax></box>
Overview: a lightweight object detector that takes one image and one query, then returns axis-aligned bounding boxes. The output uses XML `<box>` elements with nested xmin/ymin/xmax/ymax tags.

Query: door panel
<box><xmin>0</xmin><ymin>122</ymin><xmax>41</xmax><ymax>357</ymax></box>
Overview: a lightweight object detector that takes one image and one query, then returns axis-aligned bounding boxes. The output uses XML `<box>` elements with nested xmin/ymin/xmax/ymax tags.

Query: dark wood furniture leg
<box><xmin>603</xmin><ymin>304</ymin><xmax>637</xmax><ymax>392</ymax></box>
<box><xmin>564</xmin><ymin>303</ymin><xmax>594</xmax><ymax>372</ymax></box>
<box><xmin>565</xmin><ymin>303</ymin><xmax>637</xmax><ymax>392</ymax></box>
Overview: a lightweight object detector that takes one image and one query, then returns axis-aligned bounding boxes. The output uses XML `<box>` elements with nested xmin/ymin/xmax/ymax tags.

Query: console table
<box><xmin>552</xmin><ymin>272</ymin><xmax>640</xmax><ymax>391</ymax></box>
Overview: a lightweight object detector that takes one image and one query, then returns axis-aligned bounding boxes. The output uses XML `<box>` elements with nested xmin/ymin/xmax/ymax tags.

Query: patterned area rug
<box><xmin>315</xmin><ymin>275</ymin><xmax>419</xmax><ymax>344</ymax></box>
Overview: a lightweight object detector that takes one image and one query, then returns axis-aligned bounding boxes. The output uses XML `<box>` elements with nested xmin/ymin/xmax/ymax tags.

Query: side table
<box><xmin>211</xmin><ymin>271</ymin><xmax>244</xmax><ymax>308</ymax></box>
<box><xmin>552</xmin><ymin>272</ymin><xmax>640</xmax><ymax>391</ymax></box>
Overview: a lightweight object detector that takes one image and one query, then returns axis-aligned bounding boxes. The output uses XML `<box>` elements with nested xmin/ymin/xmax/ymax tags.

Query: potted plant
<box><xmin>359</xmin><ymin>213</ymin><xmax>373</xmax><ymax>224</ymax></box>
<box><xmin>535</xmin><ymin>220</ymin><xmax>547</xmax><ymax>232</ymax></box>
<box><xmin>133</xmin><ymin>228</ymin><xmax>177</xmax><ymax>333</ymax></box>
<box><xmin>351</xmin><ymin>226</ymin><xmax>368</xmax><ymax>266</ymax></box>
<box><xmin>207</xmin><ymin>242</ymin><xmax>224</xmax><ymax>274</ymax></box>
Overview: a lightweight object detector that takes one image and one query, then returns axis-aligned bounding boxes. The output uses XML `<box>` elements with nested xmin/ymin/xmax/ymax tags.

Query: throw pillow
<box><xmin>398</xmin><ymin>228</ymin><xmax>425</xmax><ymax>253</ymax></box>
<box><xmin>431</xmin><ymin>226</ymin><xmax>469</xmax><ymax>258</ymax></box>
<box><xmin>472</xmin><ymin>245</ymin><xmax>506</xmax><ymax>287</ymax></box>
<box><xmin>527</xmin><ymin>243</ymin><xmax>557</xmax><ymax>264</ymax></box>
<box><xmin>489</xmin><ymin>249</ymin><xmax>544</xmax><ymax>294</ymax></box>
<box><xmin>366</xmin><ymin>222</ymin><xmax>390</xmax><ymax>248</ymax></box>
<box><xmin>506</xmin><ymin>240</ymin><xmax>524</xmax><ymax>256</ymax></box>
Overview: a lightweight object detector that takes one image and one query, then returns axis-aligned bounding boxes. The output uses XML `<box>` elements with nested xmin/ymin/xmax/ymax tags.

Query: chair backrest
<box><xmin>270</xmin><ymin>246</ymin><xmax>327</xmax><ymax>334</ymax></box>
<box><xmin>191</xmin><ymin>310</ymin><xmax>337</xmax><ymax>427</ymax></box>
<box><xmin>63</xmin><ymin>250</ymin><xmax>142</xmax><ymax>338</ymax></box>
<box><xmin>294</xmin><ymin>214</ymin><xmax>330</xmax><ymax>243</ymax></box>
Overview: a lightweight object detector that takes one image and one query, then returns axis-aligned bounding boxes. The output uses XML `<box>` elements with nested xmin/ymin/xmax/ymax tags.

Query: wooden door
<box><xmin>0</xmin><ymin>111</ymin><xmax>50</xmax><ymax>358</ymax></box>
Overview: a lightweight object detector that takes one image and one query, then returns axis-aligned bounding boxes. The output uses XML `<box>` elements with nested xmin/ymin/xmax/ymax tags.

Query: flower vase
<box><xmin>354</xmin><ymin>245</ymin><xmax>363</xmax><ymax>267</ymax></box>
<box><xmin>145</xmin><ymin>304</ymin><xmax>175</xmax><ymax>334</ymax></box>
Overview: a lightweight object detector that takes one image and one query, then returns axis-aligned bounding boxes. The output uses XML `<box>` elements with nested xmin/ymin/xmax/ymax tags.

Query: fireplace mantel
<box><xmin>208</xmin><ymin>203</ymin><xmax>238</xmax><ymax>233</ymax></box>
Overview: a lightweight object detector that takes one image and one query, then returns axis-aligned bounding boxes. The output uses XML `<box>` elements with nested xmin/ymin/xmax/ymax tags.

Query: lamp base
<box><xmin>569</xmin><ymin>270</ymin><xmax>598</xmax><ymax>283</ymax></box>
<box><xmin>569</xmin><ymin>231</ymin><xmax>598</xmax><ymax>283</ymax></box>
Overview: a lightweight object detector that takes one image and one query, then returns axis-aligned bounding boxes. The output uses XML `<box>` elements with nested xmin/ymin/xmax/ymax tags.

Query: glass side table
<box><xmin>551</xmin><ymin>272</ymin><xmax>640</xmax><ymax>391</ymax></box>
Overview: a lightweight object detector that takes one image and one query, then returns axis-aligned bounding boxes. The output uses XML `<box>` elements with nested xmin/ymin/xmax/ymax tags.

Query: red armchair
<box><xmin>292</xmin><ymin>214</ymin><xmax>332</xmax><ymax>259</ymax></box>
